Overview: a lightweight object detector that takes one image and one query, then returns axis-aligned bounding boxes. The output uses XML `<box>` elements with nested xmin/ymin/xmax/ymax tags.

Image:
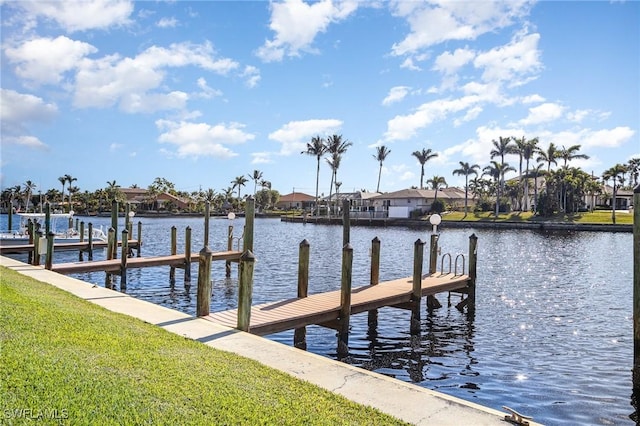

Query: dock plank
<box><xmin>51</xmin><ymin>250</ymin><xmax>242</xmax><ymax>274</ymax></box>
<box><xmin>205</xmin><ymin>273</ymin><xmax>470</xmax><ymax>335</ymax></box>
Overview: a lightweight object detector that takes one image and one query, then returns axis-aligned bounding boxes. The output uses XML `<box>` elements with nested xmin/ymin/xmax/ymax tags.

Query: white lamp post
<box><xmin>429</xmin><ymin>213</ymin><xmax>441</xmax><ymax>234</ymax></box>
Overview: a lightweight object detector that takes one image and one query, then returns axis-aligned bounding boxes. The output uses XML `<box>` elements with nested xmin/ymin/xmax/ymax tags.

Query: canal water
<box><xmin>2</xmin><ymin>214</ymin><xmax>635</xmax><ymax>425</ymax></box>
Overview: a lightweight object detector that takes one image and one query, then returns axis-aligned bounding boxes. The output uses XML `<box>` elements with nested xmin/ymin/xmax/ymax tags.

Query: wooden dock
<box><xmin>51</xmin><ymin>250</ymin><xmax>242</xmax><ymax>274</ymax></box>
<box><xmin>205</xmin><ymin>272</ymin><xmax>470</xmax><ymax>336</ymax></box>
<box><xmin>0</xmin><ymin>240</ymin><xmax>139</xmax><ymax>255</ymax></box>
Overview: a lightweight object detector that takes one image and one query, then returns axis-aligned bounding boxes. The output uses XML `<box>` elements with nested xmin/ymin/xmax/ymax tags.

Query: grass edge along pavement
<box><xmin>0</xmin><ymin>266</ymin><xmax>408</xmax><ymax>426</ymax></box>
<box><xmin>439</xmin><ymin>210</ymin><xmax>633</xmax><ymax>224</ymax></box>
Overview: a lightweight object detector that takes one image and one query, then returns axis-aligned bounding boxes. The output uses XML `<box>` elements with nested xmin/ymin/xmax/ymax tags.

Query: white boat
<box><xmin>0</xmin><ymin>212</ymin><xmax>108</xmax><ymax>246</ymax></box>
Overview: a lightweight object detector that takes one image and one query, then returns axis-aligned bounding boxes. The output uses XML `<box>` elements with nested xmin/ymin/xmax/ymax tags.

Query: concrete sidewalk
<box><xmin>1</xmin><ymin>256</ymin><xmax>539</xmax><ymax>425</ymax></box>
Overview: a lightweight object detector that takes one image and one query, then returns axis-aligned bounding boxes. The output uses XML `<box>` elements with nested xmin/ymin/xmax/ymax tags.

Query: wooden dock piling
<box><xmin>294</xmin><ymin>239</ymin><xmax>310</xmax><ymax>349</ymax></box>
<box><xmin>170</xmin><ymin>226</ymin><xmax>177</xmax><ymax>284</ymax></box>
<box><xmin>633</xmin><ymin>184</ymin><xmax>640</xmax><ymax>393</ymax></box>
<box><xmin>120</xmin><ymin>229</ymin><xmax>128</xmax><ymax>289</ymax></box>
<box><xmin>226</xmin><ymin>225</ymin><xmax>233</xmax><ymax>278</ymax></box>
<box><xmin>338</xmin><ymin>243</ymin><xmax>354</xmax><ymax>357</ymax></box>
<box><xmin>342</xmin><ymin>199</ymin><xmax>350</xmax><ymax>246</ymax></box>
<box><xmin>243</xmin><ymin>197</ymin><xmax>255</xmax><ymax>252</ymax></box>
<box><xmin>368</xmin><ymin>237</ymin><xmax>381</xmax><ymax>327</ymax></box>
<box><xmin>197</xmin><ymin>202</ymin><xmax>213</xmax><ymax>317</ymax></box>
<box><xmin>411</xmin><ymin>239</ymin><xmax>425</xmax><ymax>333</ymax></box>
<box><xmin>237</xmin><ymin>250</ymin><xmax>256</xmax><ymax>332</ymax></box>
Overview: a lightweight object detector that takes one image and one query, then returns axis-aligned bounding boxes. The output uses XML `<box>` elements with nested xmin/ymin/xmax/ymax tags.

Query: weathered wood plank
<box><xmin>205</xmin><ymin>273</ymin><xmax>470</xmax><ymax>336</ymax></box>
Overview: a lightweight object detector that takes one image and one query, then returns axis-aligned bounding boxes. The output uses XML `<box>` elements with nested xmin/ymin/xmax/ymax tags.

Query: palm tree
<box><xmin>490</xmin><ymin>136</ymin><xmax>514</xmax><ymax>167</ymax></box>
<box><xmin>232</xmin><ymin>176</ymin><xmax>248</xmax><ymax>200</ymax></box>
<box><xmin>452</xmin><ymin>161</ymin><xmax>480</xmax><ymax>217</ymax></box>
<box><xmin>248</xmin><ymin>169</ymin><xmax>263</xmax><ymax>195</ymax></box>
<box><xmin>536</xmin><ymin>142</ymin><xmax>559</xmax><ymax>173</ymax></box>
<box><xmin>58</xmin><ymin>176</ymin><xmax>67</xmax><ymax>210</ymax></box>
<box><xmin>23</xmin><ymin>180</ymin><xmax>37</xmax><ymax>212</ymax></box>
<box><xmin>302</xmin><ymin>136</ymin><xmax>327</xmax><ymax>216</ymax></box>
<box><xmin>325</xmin><ymin>134</ymin><xmax>352</xmax><ymax>216</ymax></box>
<box><xmin>603</xmin><ymin>163</ymin><xmax>628</xmax><ymax>224</ymax></box>
<box><xmin>373</xmin><ymin>145</ymin><xmax>391</xmax><ymax>193</ymax></box>
<box><xmin>521</xmin><ymin>138</ymin><xmax>539</xmax><ymax>212</ymax></box>
<box><xmin>65</xmin><ymin>175</ymin><xmax>77</xmax><ymax>212</ymax></box>
<box><xmin>628</xmin><ymin>157</ymin><xmax>640</xmax><ymax>187</ymax></box>
<box><xmin>411</xmin><ymin>148</ymin><xmax>438</xmax><ymax>189</ymax></box>
<box><xmin>559</xmin><ymin>145</ymin><xmax>589</xmax><ymax>168</ymax></box>
<box><xmin>426</xmin><ymin>175</ymin><xmax>447</xmax><ymax>201</ymax></box>
<box><xmin>531</xmin><ymin>163</ymin><xmax>545</xmax><ymax>214</ymax></box>
<box><xmin>483</xmin><ymin>161</ymin><xmax>515</xmax><ymax>217</ymax></box>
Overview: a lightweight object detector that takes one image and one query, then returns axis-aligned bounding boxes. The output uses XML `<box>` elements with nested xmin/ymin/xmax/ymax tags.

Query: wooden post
<box><xmin>7</xmin><ymin>205</ymin><xmax>12</xmax><ymax>231</ymax></box>
<box><xmin>427</xmin><ymin>233</ymin><xmax>442</xmax><ymax>309</ymax></box>
<box><xmin>78</xmin><ymin>222</ymin><xmax>85</xmax><ymax>261</ymax></box>
<box><xmin>196</xmin><ymin>246</ymin><xmax>213</xmax><ymax>316</ymax></box>
<box><xmin>468</xmin><ymin>234</ymin><xmax>478</xmax><ymax>314</ymax></box>
<box><xmin>411</xmin><ymin>239</ymin><xmax>425</xmax><ymax>334</ymax></box>
<box><xmin>124</xmin><ymin>203</ymin><xmax>130</xmax><ymax>231</ymax></box>
<box><xmin>87</xmin><ymin>223</ymin><xmax>94</xmax><ymax>260</ymax></box>
<box><xmin>243</xmin><ymin>197</ymin><xmax>255</xmax><ymax>253</ymax></box>
<box><xmin>368</xmin><ymin>237</ymin><xmax>381</xmax><ymax>327</ymax></box>
<box><xmin>105</xmin><ymin>228</ymin><xmax>115</xmax><ymax>288</ymax></box>
<box><xmin>111</xmin><ymin>200</ymin><xmax>118</xmax><ymax>260</ymax></box>
<box><xmin>633</xmin><ymin>184</ymin><xmax>640</xmax><ymax>393</ymax></box>
<box><xmin>45</xmin><ymin>231</ymin><xmax>54</xmax><ymax>270</ymax></box>
<box><xmin>170</xmin><ymin>226</ymin><xmax>177</xmax><ymax>285</ymax></box>
<box><xmin>120</xmin><ymin>229</ymin><xmax>128</xmax><ymax>290</ymax></box>
<box><xmin>342</xmin><ymin>199</ymin><xmax>350</xmax><ymax>246</ymax></box>
<box><xmin>337</xmin><ymin>243</ymin><xmax>353</xmax><ymax>357</ymax></box>
<box><xmin>137</xmin><ymin>221</ymin><xmax>142</xmax><ymax>257</ymax></box>
<box><xmin>184</xmin><ymin>226</ymin><xmax>192</xmax><ymax>284</ymax></box>
<box><xmin>237</xmin><ymin>250</ymin><xmax>256</xmax><ymax>332</ymax></box>
<box><xmin>226</xmin><ymin>225</ymin><xmax>233</xmax><ymax>278</ymax></box>
<box><xmin>33</xmin><ymin>229</ymin><xmax>42</xmax><ymax>266</ymax></box>
<box><xmin>294</xmin><ymin>239</ymin><xmax>310</xmax><ymax>349</ymax></box>
<box><xmin>204</xmin><ymin>202</ymin><xmax>210</xmax><ymax>247</ymax></box>
<box><xmin>27</xmin><ymin>220</ymin><xmax>35</xmax><ymax>264</ymax></box>
<box><xmin>429</xmin><ymin>234</ymin><xmax>438</xmax><ymax>274</ymax></box>
<box><xmin>44</xmin><ymin>202</ymin><xmax>51</xmax><ymax>235</ymax></box>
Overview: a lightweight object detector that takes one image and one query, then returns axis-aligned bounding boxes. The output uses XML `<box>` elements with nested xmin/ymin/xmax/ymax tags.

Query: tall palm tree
<box><xmin>536</xmin><ymin>142</ymin><xmax>559</xmax><ymax>173</ymax></box>
<box><xmin>483</xmin><ymin>161</ymin><xmax>515</xmax><ymax>217</ymax></box>
<box><xmin>232</xmin><ymin>175</ymin><xmax>248</xmax><ymax>200</ymax></box>
<box><xmin>65</xmin><ymin>175</ymin><xmax>77</xmax><ymax>212</ymax></box>
<box><xmin>521</xmin><ymin>138</ymin><xmax>539</xmax><ymax>212</ymax></box>
<box><xmin>490</xmin><ymin>136</ymin><xmax>514</xmax><ymax>167</ymax></box>
<box><xmin>628</xmin><ymin>157</ymin><xmax>640</xmax><ymax>187</ymax></box>
<box><xmin>602</xmin><ymin>163</ymin><xmax>628</xmax><ymax>224</ymax></box>
<box><xmin>426</xmin><ymin>175</ymin><xmax>447</xmax><ymax>201</ymax></box>
<box><xmin>411</xmin><ymin>148</ymin><xmax>438</xmax><ymax>189</ymax></box>
<box><xmin>248</xmin><ymin>169</ymin><xmax>263</xmax><ymax>195</ymax></box>
<box><xmin>559</xmin><ymin>144</ymin><xmax>589</xmax><ymax>168</ymax></box>
<box><xmin>302</xmin><ymin>136</ymin><xmax>327</xmax><ymax>216</ymax></box>
<box><xmin>452</xmin><ymin>161</ymin><xmax>480</xmax><ymax>217</ymax></box>
<box><xmin>325</xmin><ymin>134</ymin><xmax>352</xmax><ymax>216</ymax></box>
<box><xmin>373</xmin><ymin>145</ymin><xmax>391</xmax><ymax>193</ymax></box>
<box><xmin>512</xmin><ymin>136</ymin><xmax>527</xmax><ymax>210</ymax></box>
<box><xmin>531</xmin><ymin>163</ymin><xmax>545</xmax><ymax>214</ymax></box>
<box><xmin>58</xmin><ymin>176</ymin><xmax>67</xmax><ymax>210</ymax></box>
<box><xmin>23</xmin><ymin>180</ymin><xmax>37</xmax><ymax>212</ymax></box>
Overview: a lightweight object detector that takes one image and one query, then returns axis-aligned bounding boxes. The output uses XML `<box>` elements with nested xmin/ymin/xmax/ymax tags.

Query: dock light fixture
<box><xmin>227</xmin><ymin>212</ymin><xmax>236</xmax><ymax>221</ymax></box>
<box><xmin>429</xmin><ymin>213</ymin><xmax>441</xmax><ymax>234</ymax></box>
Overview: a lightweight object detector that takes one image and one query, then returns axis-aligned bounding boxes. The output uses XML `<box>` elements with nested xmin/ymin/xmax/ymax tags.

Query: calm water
<box><xmin>2</xmin><ymin>214</ymin><xmax>635</xmax><ymax>425</ymax></box>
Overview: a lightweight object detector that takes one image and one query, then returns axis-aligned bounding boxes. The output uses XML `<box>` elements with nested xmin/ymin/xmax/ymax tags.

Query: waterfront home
<box><xmin>370</xmin><ymin>187</ymin><xmax>470</xmax><ymax>218</ymax></box>
<box><xmin>119</xmin><ymin>188</ymin><xmax>190</xmax><ymax>212</ymax></box>
<box><xmin>275</xmin><ymin>192</ymin><xmax>315</xmax><ymax>211</ymax></box>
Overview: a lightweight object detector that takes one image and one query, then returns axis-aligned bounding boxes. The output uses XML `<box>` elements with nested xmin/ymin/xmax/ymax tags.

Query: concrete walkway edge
<box><xmin>1</xmin><ymin>256</ymin><xmax>539</xmax><ymax>425</ymax></box>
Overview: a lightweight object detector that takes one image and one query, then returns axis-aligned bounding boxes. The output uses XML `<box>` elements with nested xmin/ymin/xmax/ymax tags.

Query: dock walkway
<box><xmin>51</xmin><ymin>250</ymin><xmax>242</xmax><ymax>274</ymax></box>
<box><xmin>206</xmin><ymin>272</ymin><xmax>469</xmax><ymax>335</ymax></box>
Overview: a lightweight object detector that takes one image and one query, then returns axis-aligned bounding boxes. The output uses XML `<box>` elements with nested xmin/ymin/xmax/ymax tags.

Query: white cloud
<box><xmin>268</xmin><ymin>119</ymin><xmax>343</xmax><ymax>155</ymax></box>
<box><xmin>73</xmin><ymin>42</ymin><xmax>239</xmax><ymax>112</ymax></box>
<box><xmin>581</xmin><ymin>127</ymin><xmax>636</xmax><ymax>149</ymax></box>
<box><xmin>2</xmin><ymin>135</ymin><xmax>48</xmax><ymax>150</ymax></box>
<box><xmin>4</xmin><ymin>36</ymin><xmax>97</xmax><ymax>85</ymax></box>
<box><xmin>382</xmin><ymin>86</ymin><xmax>411</xmax><ymax>106</ymax></box>
<box><xmin>242</xmin><ymin>65</ymin><xmax>261</xmax><ymax>88</ymax></box>
<box><xmin>474</xmin><ymin>31</ymin><xmax>542</xmax><ymax>87</ymax></box>
<box><xmin>384</xmin><ymin>95</ymin><xmax>480</xmax><ymax>141</ymax></box>
<box><xmin>390</xmin><ymin>1</ymin><xmax>532</xmax><ymax>56</ymax></box>
<box><xmin>195</xmin><ymin>78</ymin><xmax>223</xmax><ymax>99</ymax></box>
<box><xmin>519</xmin><ymin>102</ymin><xmax>565</xmax><ymax>125</ymax></box>
<box><xmin>17</xmin><ymin>0</ymin><xmax>134</xmax><ymax>32</ymax></box>
<box><xmin>433</xmin><ymin>47</ymin><xmax>475</xmax><ymax>75</ymax></box>
<box><xmin>521</xmin><ymin>94</ymin><xmax>545</xmax><ymax>104</ymax></box>
<box><xmin>155</xmin><ymin>119</ymin><xmax>255</xmax><ymax>159</ymax></box>
<box><xmin>0</xmin><ymin>89</ymin><xmax>57</xmax><ymax>151</ymax></box>
<box><xmin>256</xmin><ymin>0</ymin><xmax>359</xmax><ymax>62</ymax></box>
<box><xmin>157</xmin><ymin>17</ymin><xmax>178</xmax><ymax>28</ymax></box>
<box><xmin>251</xmin><ymin>152</ymin><xmax>273</xmax><ymax>164</ymax></box>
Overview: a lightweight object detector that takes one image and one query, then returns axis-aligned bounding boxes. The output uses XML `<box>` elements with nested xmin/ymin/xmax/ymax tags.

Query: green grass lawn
<box><xmin>440</xmin><ymin>210</ymin><xmax>633</xmax><ymax>224</ymax></box>
<box><xmin>0</xmin><ymin>267</ymin><xmax>407</xmax><ymax>426</ymax></box>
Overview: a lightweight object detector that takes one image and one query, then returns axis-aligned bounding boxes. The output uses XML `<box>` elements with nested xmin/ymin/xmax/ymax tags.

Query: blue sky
<box><xmin>1</xmin><ymin>0</ymin><xmax>638</xmax><ymax>197</ymax></box>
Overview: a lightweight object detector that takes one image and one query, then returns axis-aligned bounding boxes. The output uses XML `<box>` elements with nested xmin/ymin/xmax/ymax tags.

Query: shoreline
<box><xmin>279</xmin><ymin>215</ymin><xmax>633</xmax><ymax>233</ymax></box>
